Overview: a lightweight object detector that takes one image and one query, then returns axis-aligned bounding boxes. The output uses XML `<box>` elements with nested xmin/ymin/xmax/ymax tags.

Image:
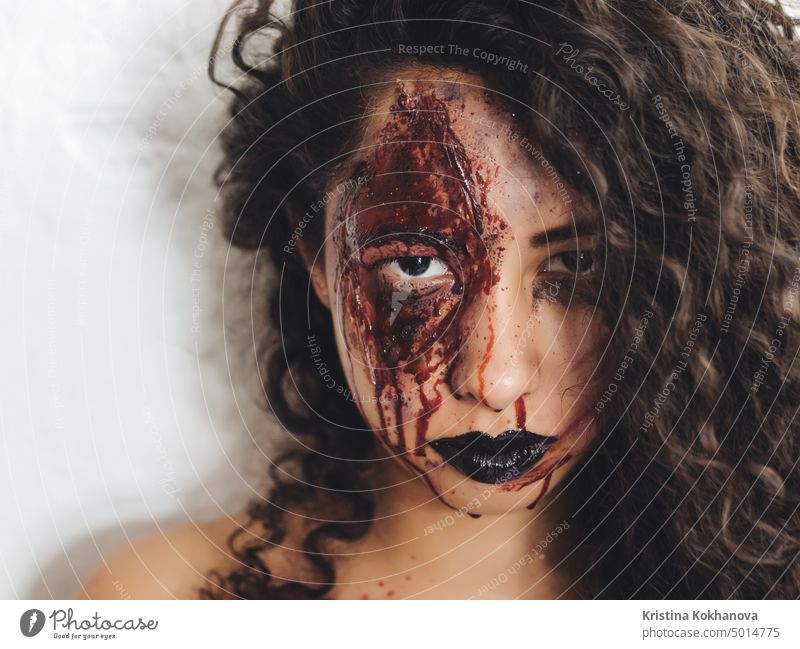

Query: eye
<box><xmin>383</xmin><ymin>256</ymin><xmax>450</xmax><ymax>279</ymax></box>
<box><xmin>545</xmin><ymin>250</ymin><xmax>595</xmax><ymax>275</ymax></box>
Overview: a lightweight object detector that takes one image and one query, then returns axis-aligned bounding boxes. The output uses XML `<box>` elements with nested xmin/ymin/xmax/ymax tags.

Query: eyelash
<box><xmin>542</xmin><ymin>250</ymin><xmax>596</xmax><ymax>276</ymax></box>
<box><xmin>379</xmin><ymin>256</ymin><xmax>450</xmax><ymax>280</ymax></box>
<box><xmin>372</xmin><ymin>247</ymin><xmax>597</xmax><ymax>302</ymax></box>
<box><xmin>378</xmin><ymin>248</ymin><xmax>595</xmax><ymax>277</ymax></box>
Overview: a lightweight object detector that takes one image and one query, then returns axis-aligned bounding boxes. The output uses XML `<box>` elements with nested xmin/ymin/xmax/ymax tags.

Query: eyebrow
<box><xmin>363</xmin><ymin>225</ymin><xmax>464</xmax><ymax>253</ymax></box>
<box><xmin>530</xmin><ymin>220</ymin><xmax>596</xmax><ymax>247</ymax></box>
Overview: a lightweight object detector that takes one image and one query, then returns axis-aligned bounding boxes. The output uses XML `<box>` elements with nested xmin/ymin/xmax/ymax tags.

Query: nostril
<box><xmin>449</xmin><ymin>382</ymin><xmax>484</xmax><ymax>405</ymax></box>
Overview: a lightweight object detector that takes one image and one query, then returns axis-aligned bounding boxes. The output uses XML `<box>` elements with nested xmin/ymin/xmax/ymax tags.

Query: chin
<box><xmin>427</xmin><ymin>461</ymin><xmax>572</xmax><ymax>516</ymax></box>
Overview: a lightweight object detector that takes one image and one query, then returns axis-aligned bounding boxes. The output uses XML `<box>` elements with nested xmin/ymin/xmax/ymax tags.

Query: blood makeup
<box><xmin>332</xmin><ymin>80</ymin><xmax>496</xmax><ymax>456</ymax></box>
<box><xmin>322</xmin><ymin>73</ymin><xmax>603</xmax><ymax>513</ymax></box>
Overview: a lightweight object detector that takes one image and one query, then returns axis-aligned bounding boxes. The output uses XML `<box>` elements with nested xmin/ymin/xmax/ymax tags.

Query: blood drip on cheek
<box><xmin>333</xmin><ymin>81</ymin><xmax>499</xmax><ymax>458</ymax></box>
<box><xmin>524</xmin><ymin>453</ymin><xmax>573</xmax><ymax>510</ymax></box>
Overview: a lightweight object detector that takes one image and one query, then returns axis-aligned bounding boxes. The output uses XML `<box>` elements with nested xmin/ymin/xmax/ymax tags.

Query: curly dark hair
<box><xmin>198</xmin><ymin>0</ymin><xmax>800</xmax><ymax>599</ymax></box>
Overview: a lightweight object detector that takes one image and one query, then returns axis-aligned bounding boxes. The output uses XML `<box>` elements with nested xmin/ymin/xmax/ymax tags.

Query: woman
<box><xmin>82</xmin><ymin>0</ymin><xmax>800</xmax><ymax>599</ymax></box>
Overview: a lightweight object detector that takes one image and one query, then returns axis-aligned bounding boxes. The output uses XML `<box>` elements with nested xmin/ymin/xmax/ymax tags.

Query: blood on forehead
<box><xmin>349</xmin><ymin>82</ymin><xmax>487</xmax><ymax>239</ymax></box>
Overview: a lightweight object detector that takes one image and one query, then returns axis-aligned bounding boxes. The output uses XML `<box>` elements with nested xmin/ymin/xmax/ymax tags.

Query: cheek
<box><xmin>331</xmin><ymin>245</ymin><xmax>481</xmax><ymax>455</ymax></box>
<box><xmin>361</xmin><ymin>270</ymin><xmax>467</xmax><ymax>369</ymax></box>
<box><xmin>533</xmin><ymin>302</ymin><xmax>604</xmax><ymax>395</ymax></box>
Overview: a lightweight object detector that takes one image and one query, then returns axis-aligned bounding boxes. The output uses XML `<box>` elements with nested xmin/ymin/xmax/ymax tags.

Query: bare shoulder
<box><xmin>78</xmin><ymin>513</ymin><xmax>249</xmax><ymax>600</ymax></box>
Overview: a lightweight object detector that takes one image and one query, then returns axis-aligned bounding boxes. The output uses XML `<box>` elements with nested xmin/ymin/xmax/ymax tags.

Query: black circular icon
<box><xmin>20</xmin><ymin>609</ymin><xmax>45</xmax><ymax>637</ymax></box>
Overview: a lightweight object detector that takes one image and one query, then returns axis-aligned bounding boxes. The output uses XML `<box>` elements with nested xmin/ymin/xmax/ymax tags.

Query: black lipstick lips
<box><xmin>429</xmin><ymin>430</ymin><xmax>556</xmax><ymax>484</ymax></box>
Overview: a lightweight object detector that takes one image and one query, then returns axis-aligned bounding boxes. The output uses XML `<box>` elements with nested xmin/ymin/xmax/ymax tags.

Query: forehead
<box><xmin>362</xmin><ymin>69</ymin><xmax>537</xmax><ymax>177</ymax></box>
<box><xmin>327</xmin><ymin>68</ymin><xmax>583</xmax><ymax>237</ymax></box>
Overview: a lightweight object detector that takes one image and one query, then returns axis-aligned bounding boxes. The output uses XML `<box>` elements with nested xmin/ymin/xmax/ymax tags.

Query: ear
<box><xmin>287</xmin><ymin>197</ymin><xmax>331</xmax><ymax>309</ymax></box>
<box><xmin>297</xmin><ymin>239</ymin><xmax>331</xmax><ymax>309</ymax></box>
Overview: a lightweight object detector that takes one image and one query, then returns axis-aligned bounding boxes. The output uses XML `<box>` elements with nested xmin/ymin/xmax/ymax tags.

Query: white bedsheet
<box><xmin>0</xmin><ymin>0</ymin><xmax>287</xmax><ymax>598</ymax></box>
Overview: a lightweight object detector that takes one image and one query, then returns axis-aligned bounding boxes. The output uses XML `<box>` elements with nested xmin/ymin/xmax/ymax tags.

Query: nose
<box><xmin>449</xmin><ymin>264</ymin><xmax>540</xmax><ymax>411</ymax></box>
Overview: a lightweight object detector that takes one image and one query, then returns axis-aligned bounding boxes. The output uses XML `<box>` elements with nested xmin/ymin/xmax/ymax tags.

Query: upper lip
<box><xmin>429</xmin><ymin>429</ymin><xmax>557</xmax><ymax>484</ymax></box>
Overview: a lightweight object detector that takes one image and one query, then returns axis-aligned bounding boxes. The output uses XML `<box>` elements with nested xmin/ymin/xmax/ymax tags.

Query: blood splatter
<box><xmin>333</xmin><ymin>80</ymin><xmax>498</xmax><ymax>465</ymax></box>
<box><xmin>515</xmin><ymin>396</ymin><xmax>527</xmax><ymax>430</ymax></box>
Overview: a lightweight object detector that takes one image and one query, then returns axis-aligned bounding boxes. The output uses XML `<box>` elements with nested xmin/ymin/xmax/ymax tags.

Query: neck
<box><xmin>332</xmin><ymin>449</ymin><xmax>579</xmax><ymax>599</ymax></box>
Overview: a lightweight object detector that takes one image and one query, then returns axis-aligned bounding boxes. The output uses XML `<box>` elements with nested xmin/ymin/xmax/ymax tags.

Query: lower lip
<box><xmin>429</xmin><ymin>433</ymin><xmax>556</xmax><ymax>484</ymax></box>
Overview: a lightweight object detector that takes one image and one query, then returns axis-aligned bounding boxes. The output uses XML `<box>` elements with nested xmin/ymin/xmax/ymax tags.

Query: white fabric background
<box><xmin>1</xmin><ymin>0</ymin><xmax>798</xmax><ymax>600</ymax></box>
<box><xmin>0</xmin><ymin>0</ymin><xmax>290</xmax><ymax>598</ymax></box>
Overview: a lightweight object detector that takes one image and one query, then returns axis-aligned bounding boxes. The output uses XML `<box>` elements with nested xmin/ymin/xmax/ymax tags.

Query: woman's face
<box><xmin>314</xmin><ymin>69</ymin><xmax>606</xmax><ymax>514</ymax></box>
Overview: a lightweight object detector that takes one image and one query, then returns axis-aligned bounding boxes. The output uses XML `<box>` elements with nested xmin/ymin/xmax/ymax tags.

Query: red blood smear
<box><xmin>333</xmin><ymin>80</ymin><xmax>497</xmax><ymax>466</ymax></box>
<box><xmin>525</xmin><ymin>453</ymin><xmax>574</xmax><ymax>509</ymax></box>
<box><xmin>416</xmin><ymin>385</ymin><xmax>435</xmax><ymax>456</ymax></box>
<box><xmin>525</xmin><ymin>472</ymin><xmax>555</xmax><ymax>512</ymax></box>
<box><xmin>515</xmin><ymin>397</ymin><xmax>526</xmax><ymax>430</ymax></box>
